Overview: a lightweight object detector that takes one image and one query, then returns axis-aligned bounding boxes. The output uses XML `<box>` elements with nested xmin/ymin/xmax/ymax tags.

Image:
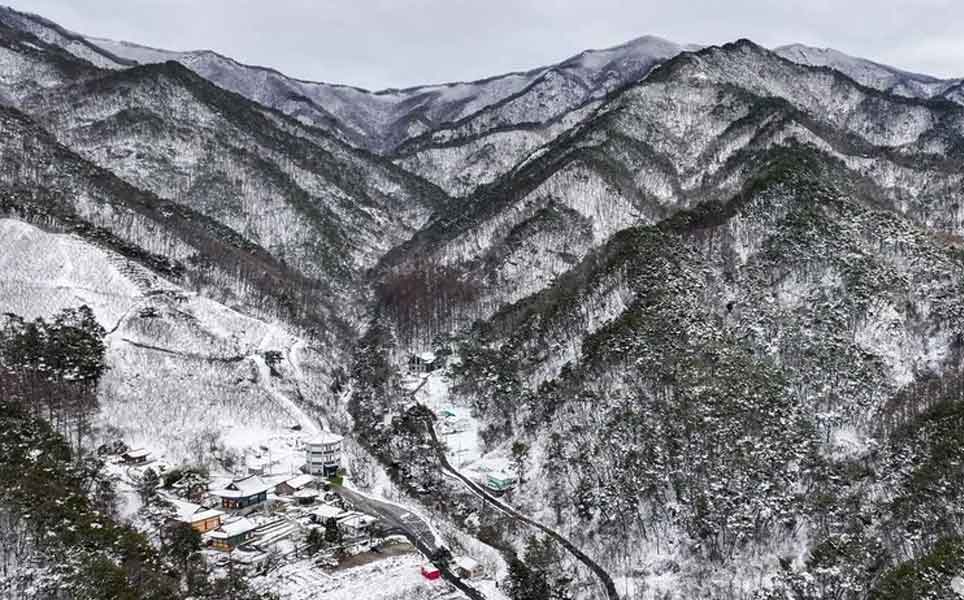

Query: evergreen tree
<box><xmin>163</xmin><ymin>521</ymin><xmax>202</xmax><ymax>576</ymax></box>
<box><xmin>506</xmin><ymin>556</ymin><xmax>551</xmax><ymax>600</ymax></box>
<box><xmin>306</xmin><ymin>528</ymin><xmax>325</xmax><ymax>555</ymax></box>
<box><xmin>138</xmin><ymin>467</ymin><xmax>160</xmax><ymax>505</ymax></box>
<box><xmin>511</xmin><ymin>441</ymin><xmax>530</xmax><ymax>486</ymax></box>
<box><xmin>324</xmin><ymin>517</ymin><xmax>342</xmax><ymax>545</ymax></box>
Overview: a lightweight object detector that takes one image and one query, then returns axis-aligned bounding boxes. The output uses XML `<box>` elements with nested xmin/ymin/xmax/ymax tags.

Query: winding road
<box><xmin>422</xmin><ymin>415</ymin><xmax>620</xmax><ymax>600</ymax></box>
<box><xmin>335</xmin><ymin>485</ymin><xmax>488</xmax><ymax>600</ymax></box>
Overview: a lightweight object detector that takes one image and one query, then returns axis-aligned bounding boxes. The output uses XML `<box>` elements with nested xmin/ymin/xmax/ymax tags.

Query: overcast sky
<box><xmin>11</xmin><ymin>0</ymin><xmax>964</xmax><ymax>90</ymax></box>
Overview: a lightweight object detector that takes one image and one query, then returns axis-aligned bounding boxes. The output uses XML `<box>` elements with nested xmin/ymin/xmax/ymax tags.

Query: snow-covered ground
<box><xmin>0</xmin><ymin>219</ymin><xmax>332</xmax><ymax>472</ymax></box>
<box><xmin>0</xmin><ymin>218</ymin><xmax>139</xmax><ymax>326</ymax></box>
<box><xmin>254</xmin><ymin>550</ymin><xmax>509</xmax><ymax>600</ymax></box>
<box><xmin>253</xmin><ymin>553</ymin><xmax>443</xmax><ymax>600</ymax></box>
<box><xmin>408</xmin><ymin>368</ymin><xmax>513</xmax><ymax>483</ymax></box>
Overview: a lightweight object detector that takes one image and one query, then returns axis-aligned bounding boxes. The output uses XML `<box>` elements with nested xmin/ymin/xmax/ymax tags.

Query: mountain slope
<box><xmin>0</xmin><ymin>24</ymin><xmax>450</xmax><ymax>323</ymax></box>
<box><xmin>0</xmin><ymin>218</ymin><xmax>331</xmax><ymax>465</ymax></box>
<box><xmin>775</xmin><ymin>43</ymin><xmax>963</xmax><ymax>105</ymax></box>
<box><xmin>431</xmin><ymin>144</ymin><xmax>964</xmax><ymax>596</ymax></box>
<box><xmin>375</xmin><ymin>40</ymin><xmax>964</xmax><ymax>348</ymax></box>
<box><xmin>352</xmin><ymin>42</ymin><xmax>964</xmax><ymax>597</ymax></box>
<box><xmin>82</xmin><ymin>34</ymin><xmax>694</xmax><ymax>154</ymax></box>
<box><xmin>5</xmin><ymin>6</ymin><xmax>964</xmax><ymax>598</ymax></box>
<box><xmin>0</xmin><ymin>4</ymin><xmax>132</xmax><ymax>70</ymax></box>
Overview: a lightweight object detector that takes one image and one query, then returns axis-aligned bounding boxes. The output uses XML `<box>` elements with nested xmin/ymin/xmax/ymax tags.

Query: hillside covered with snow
<box><xmin>1</xmin><ymin>4</ymin><xmax>964</xmax><ymax>600</ymax></box>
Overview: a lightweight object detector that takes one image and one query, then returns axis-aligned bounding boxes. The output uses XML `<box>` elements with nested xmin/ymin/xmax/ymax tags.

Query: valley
<box><xmin>0</xmin><ymin>4</ymin><xmax>963</xmax><ymax>599</ymax></box>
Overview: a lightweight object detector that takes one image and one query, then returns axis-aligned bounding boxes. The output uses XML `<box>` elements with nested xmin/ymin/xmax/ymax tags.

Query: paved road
<box><xmin>423</xmin><ymin>417</ymin><xmax>620</xmax><ymax>600</ymax></box>
<box><xmin>335</xmin><ymin>486</ymin><xmax>488</xmax><ymax>600</ymax></box>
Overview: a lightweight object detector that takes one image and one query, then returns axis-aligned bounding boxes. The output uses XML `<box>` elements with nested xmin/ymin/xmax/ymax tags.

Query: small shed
<box><xmin>483</xmin><ymin>471</ymin><xmax>517</xmax><ymax>493</ymax></box>
<box><xmin>409</xmin><ymin>351</ymin><xmax>438</xmax><ymax>374</ymax></box>
<box><xmin>122</xmin><ymin>448</ymin><xmax>151</xmax><ymax>464</ymax></box>
<box><xmin>420</xmin><ymin>563</ymin><xmax>441</xmax><ymax>580</ymax></box>
<box><xmin>275</xmin><ymin>474</ymin><xmax>315</xmax><ymax>496</ymax></box>
<box><xmin>454</xmin><ymin>556</ymin><xmax>483</xmax><ymax>578</ymax></box>
<box><xmin>293</xmin><ymin>488</ymin><xmax>320</xmax><ymax>506</ymax></box>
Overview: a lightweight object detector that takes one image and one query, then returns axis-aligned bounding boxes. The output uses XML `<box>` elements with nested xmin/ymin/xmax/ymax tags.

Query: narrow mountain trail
<box><xmin>251</xmin><ymin>353</ymin><xmax>321</xmax><ymax>435</ymax></box>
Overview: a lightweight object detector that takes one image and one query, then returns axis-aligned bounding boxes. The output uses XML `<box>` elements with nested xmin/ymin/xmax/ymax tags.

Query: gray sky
<box><xmin>11</xmin><ymin>0</ymin><xmax>964</xmax><ymax>90</ymax></box>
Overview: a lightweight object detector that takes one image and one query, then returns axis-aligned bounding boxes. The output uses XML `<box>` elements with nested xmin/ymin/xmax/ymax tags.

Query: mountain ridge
<box><xmin>3</xmin><ymin>6</ymin><xmax>964</xmax><ymax>599</ymax></box>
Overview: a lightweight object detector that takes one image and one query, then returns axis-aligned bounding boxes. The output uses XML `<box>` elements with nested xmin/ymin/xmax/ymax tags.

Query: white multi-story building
<box><xmin>305</xmin><ymin>432</ymin><xmax>344</xmax><ymax>477</ymax></box>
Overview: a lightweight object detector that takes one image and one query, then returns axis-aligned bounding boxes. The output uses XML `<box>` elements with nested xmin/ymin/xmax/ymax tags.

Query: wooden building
<box><xmin>208</xmin><ymin>518</ymin><xmax>258</xmax><ymax>552</ymax></box>
<box><xmin>274</xmin><ymin>474</ymin><xmax>315</xmax><ymax>496</ymax></box>
<box><xmin>173</xmin><ymin>501</ymin><xmax>225</xmax><ymax>533</ymax></box>
<box><xmin>210</xmin><ymin>475</ymin><xmax>272</xmax><ymax>512</ymax></box>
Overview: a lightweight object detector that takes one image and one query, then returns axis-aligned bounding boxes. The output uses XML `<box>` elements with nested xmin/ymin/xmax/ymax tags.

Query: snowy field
<box><xmin>407</xmin><ymin>368</ymin><xmax>513</xmax><ymax>482</ymax></box>
<box><xmin>253</xmin><ymin>553</ymin><xmax>447</xmax><ymax>600</ymax></box>
<box><xmin>0</xmin><ymin>219</ymin><xmax>332</xmax><ymax>470</ymax></box>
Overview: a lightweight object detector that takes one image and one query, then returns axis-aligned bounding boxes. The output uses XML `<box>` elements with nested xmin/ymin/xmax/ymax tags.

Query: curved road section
<box><xmin>335</xmin><ymin>485</ymin><xmax>488</xmax><ymax>600</ymax></box>
<box><xmin>423</xmin><ymin>418</ymin><xmax>620</xmax><ymax>600</ymax></box>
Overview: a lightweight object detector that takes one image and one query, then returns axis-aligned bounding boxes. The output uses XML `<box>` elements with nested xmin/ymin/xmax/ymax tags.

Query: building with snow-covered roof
<box><xmin>337</xmin><ymin>512</ymin><xmax>375</xmax><ymax>537</ymax></box>
<box><xmin>482</xmin><ymin>470</ymin><xmax>517</xmax><ymax>494</ymax></box>
<box><xmin>409</xmin><ymin>350</ymin><xmax>439</xmax><ymax>374</ymax></box>
<box><xmin>310</xmin><ymin>503</ymin><xmax>349</xmax><ymax>523</ymax></box>
<box><xmin>122</xmin><ymin>448</ymin><xmax>151</xmax><ymax>464</ymax></box>
<box><xmin>275</xmin><ymin>474</ymin><xmax>315</xmax><ymax>496</ymax></box>
<box><xmin>454</xmin><ymin>556</ymin><xmax>483</xmax><ymax>578</ymax></box>
<box><xmin>210</xmin><ymin>475</ymin><xmax>272</xmax><ymax>512</ymax></box>
<box><xmin>420</xmin><ymin>563</ymin><xmax>441</xmax><ymax>580</ymax></box>
<box><xmin>293</xmin><ymin>488</ymin><xmax>320</xmax><ymax>506</ymax></box>
<box><xmin>171</xmin><ymin>500</ymin><xmax>224</xmax><ymax>533</ymax></box>
<box><xmin>305</xmin><ymin>432</ymin><xmax>343</xmax><ymax>477</ymax></box>
<box><xmin>208</xmin><ymin>517</ymin><xmax>258</xmax><ymax>551</ymax></box>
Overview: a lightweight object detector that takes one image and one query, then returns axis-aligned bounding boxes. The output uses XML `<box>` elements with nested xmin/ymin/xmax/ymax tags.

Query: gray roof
<box><xmin>211</xmin><ymin>475</ymin><xmax>272</xmax><ymax>499</ymax></box>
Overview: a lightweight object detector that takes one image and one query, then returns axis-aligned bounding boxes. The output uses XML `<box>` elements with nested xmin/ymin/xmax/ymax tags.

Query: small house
<box><xmin>122</xmin><ymin>448</ymin><xmax>151</xmax><ymax>464</ymax></box>
<box><xmin>310</xmin><ymin>503</ymin><xmax>349</xmax><ymax>524</ymax></box>
<box><xmin>173</xmin><ymin>501</ymin><xmax>224</xmax><ymax>533</ymax></box>
<box><xmin>293</xmin><ymin>488</ymin><xmax>319</xmax><ymax>506</ymax></box>
<box><xmin>275</xmin><ymin>474</ymin><xmax>315</xmax><ymax>496</ymax></box>
<box><xmin>454</xmin><ymin>556</ymin><xmax>483</xmax><ymax>579</ymax></box>
<box><xmin>210</xmin><ymin>475</ymin><xmax>272</xmax><ymax>512</ymax></box>
<box><xmin>208</xmin><ymin>518</ymin><xmax>258</xmax><ymax>552</ymax></box>
<box><xmin>409</xmin><ymin>351</ymin><xmax>438</xmax><ymax>374</ymax></box>
<box><xmin>421</xmin><ymin>563</ymin><xmax>441</xmax><ymax>580</ymax></box>
<box><xmin>337</xmin><ymin>513</ymin><xmax>375</xmax><ymax>537</ymax></box>
<box><xmin>483</xmin><ymin>471</ymin><xmax>517</xmax><ymax>494</ymax></box>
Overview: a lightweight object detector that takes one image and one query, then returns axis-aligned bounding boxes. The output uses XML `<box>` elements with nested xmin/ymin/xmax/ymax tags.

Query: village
<box><xmin>100</xmin><ymin>350</ymin><xmax>519</xmax><ymax>600</ymax></box>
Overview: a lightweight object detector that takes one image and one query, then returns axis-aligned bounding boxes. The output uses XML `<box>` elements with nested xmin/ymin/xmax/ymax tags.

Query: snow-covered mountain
<box><xmin>85</xmin><ymin>34</ymin><xmax>697</xmax><ymax>154</ymax></box>
<box><xmin>0</xmin><ymin>6</ymin><xmax>695</xmax><ymax>155</ymax></box>
<box><xmin>362</xmin><ymin>40</ymin><xmax>964</xmax><ymax>598</ymax></box>
<box><xmin>774</xmin><ymin>43</ymin><xmax>964</xmax><ymax>104</ymax></box>
<box><xmin>3</xmin><ymin>4</ymin><xmax>964</xmax><ymax>599</ymax></box>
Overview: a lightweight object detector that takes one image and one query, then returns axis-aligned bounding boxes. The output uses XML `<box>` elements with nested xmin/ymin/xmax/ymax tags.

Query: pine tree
<box><xmin>163</xmin><ymin>521</ymin><xmax>202</xmax><ymax>580</ymax></box>
<box><xmin>138</xmin><ymin>467</ymin><xmax>160</xmax><ymax>505</ymax></box>
<box><xmin>306</xmin><ymin>528</ymin><xmax>325</xmax><ymax>555</ymax></box>
<box><xmin>324</xmin><ymin>517</ymin><xmax>342</xmax><ymax>545</ymax></box>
